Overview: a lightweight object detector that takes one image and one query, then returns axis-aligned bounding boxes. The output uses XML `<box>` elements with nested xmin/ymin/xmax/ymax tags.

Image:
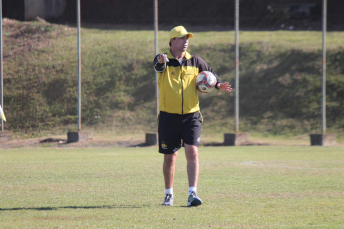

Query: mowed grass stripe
<box><xmin>0</xmin><ymin>146</ymin><xmax>343</xmax><ymax>228</ymax></box>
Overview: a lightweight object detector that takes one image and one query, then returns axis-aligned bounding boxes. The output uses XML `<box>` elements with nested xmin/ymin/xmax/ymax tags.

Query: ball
<box><xmin>196</xmin><ymin>71</ymin><xmax>217</xmax><ymax>93</ymax></box>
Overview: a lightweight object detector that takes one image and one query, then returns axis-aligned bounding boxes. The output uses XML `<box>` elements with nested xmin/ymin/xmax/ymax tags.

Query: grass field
<box><xmin>0</xmin><ymin>146</ymin><xmax>343</xmax><ymax>228</ymax></box>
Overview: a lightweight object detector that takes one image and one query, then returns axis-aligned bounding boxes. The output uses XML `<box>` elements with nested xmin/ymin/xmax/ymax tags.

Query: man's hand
<box><xmin>217</xmin><ymin>82</ymin><xmax>232</xmax><ymax>92</ymax></box>
<box><xmin>157</xmin><ymin>54</ymin><xmax>169</xmax><ymax>64</ymax></box>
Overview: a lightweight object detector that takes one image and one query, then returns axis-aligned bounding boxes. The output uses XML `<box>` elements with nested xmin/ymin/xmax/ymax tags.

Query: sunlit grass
<box><xmin>0</xmin><ymin>146</ymin><xmax>343</xmax><ymax>228</ymax></box>
<box><xmin>157</xmin><ymin>30</ymin><xmax>344</xmax><ymax>52</ymax></box>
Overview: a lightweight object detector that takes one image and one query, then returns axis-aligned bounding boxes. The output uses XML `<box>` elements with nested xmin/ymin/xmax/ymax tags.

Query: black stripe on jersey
<box><xmin>166</xmin><ymin>59</ymin><xmax>182</xmax><ymax>67</ymax></box>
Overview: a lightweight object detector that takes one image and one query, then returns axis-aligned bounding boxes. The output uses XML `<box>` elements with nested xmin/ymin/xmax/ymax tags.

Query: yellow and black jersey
<box><xmin>154</xmin><ymin>50</ymin><xmax>221</xmax><ymax>115</ymax></box>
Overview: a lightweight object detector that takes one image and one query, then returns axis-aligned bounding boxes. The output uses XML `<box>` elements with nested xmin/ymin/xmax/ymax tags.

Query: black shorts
<box><xmin>158</xmin><ymin>111</ymin><xmax>203</xmax><ymax>154</ymax></box>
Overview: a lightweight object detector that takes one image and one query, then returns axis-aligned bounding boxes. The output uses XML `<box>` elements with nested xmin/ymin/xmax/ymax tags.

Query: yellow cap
<box><xmin>169</xmin><ymin>26</ymin><xmax>194</xmax><ymax>39</ymax></box>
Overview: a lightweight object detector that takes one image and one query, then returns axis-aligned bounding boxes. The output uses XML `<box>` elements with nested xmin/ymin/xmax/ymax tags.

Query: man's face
<box><xmin>171</xmin><ymin>35</ymin><xmax>189</xmax><ymax>52</ymax></box>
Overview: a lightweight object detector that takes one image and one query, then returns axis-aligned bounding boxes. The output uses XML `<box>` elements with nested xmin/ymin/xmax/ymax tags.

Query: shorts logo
<box><xmin>197</xmin><ymin>137</ymin><xmax>200</xmax><ymax>142</ymax></box>
<box><xmin>161</xmin><ymin>142</ymin><xmax>168</xmax><ymax>149</ymax></box>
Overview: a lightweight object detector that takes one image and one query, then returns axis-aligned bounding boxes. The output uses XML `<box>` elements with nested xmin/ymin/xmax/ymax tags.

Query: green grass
<box><xmin>1</xmin><ymin>146</ymin><xmax>343</xmax><ymax>228</ymax></box>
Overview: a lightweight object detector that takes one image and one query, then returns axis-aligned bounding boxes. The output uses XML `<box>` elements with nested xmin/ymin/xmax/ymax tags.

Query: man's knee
<box><xmin>164</xmin><ymin>152</ymin><xmax>178</xmax><ymax>164</ymax></box>
<box><xmin>185</xmin><ymin>144</ymin><xmax>198</xmax><ymax>160</ymax></box>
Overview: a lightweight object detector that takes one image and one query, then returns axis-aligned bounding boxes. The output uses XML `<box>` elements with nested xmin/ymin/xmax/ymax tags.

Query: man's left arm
<box><xmin>216</xmin><ymin>82</ymin><xmax>232</xmax><ymax>92</ymax></box>
<box><xmin>195</xmin><ymin>55</ymin><xmax>232</xmax><ymax>93</ymax></box>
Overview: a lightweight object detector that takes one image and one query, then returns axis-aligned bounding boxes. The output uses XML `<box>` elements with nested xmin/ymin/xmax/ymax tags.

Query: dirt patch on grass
<box><xmin>0</xmin><ymin>135</ymin><xmax>342</xmax><ymax>148</ymax></box>
<box><xmin>0</xmin><ymin>137</ymin><xmax>147</xmax><ymax>149</ymax></box>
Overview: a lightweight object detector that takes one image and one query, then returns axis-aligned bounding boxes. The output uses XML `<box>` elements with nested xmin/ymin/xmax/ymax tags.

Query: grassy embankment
<box><xmin>3</xmin><ymin>20</ymin><xmax>344</xmax><ymax>143</ymax></box>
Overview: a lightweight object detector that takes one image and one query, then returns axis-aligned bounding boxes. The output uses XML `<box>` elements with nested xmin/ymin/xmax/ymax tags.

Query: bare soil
<box><xmin>0</xmin><ymin>137</ymin><xmax>147</xmax><ymax>149</ymax></box>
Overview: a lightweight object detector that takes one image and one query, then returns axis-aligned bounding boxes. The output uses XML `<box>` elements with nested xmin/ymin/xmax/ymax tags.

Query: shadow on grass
<box><xmin>0</xmin><ymin>204</ymin><xmax>146</xmax><ymax>211</ymax></box>
<box><xmin>129</xmin><ymin>142</ymin><xmax>157</xmax><ymax>147</ymax></box>
<box><xmin>202</xmin><ymin>142</ymin><xmax>270</xmax><ymax>146</ymax></box>
<box><xmin>129</xmin><ymin>141</ymin><xmax>271</xmax><ymax>147</ymax></box>
<box><xmin>202</xmin><ymin>142</ymin><xmax>224</xmax><ymax>147</ymax></box>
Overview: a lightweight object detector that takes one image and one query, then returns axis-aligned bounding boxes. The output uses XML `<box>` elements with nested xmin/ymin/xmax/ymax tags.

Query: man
<box><xmin>153</xmin><ymin>26</ymin><xmax>232</xmax><ymax>207</ymax></box>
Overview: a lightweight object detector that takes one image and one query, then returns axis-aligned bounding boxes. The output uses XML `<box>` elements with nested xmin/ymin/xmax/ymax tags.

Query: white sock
<box><xmin>165</xmin><ymin>188</ymin><xmax>173</xmax><ymax>195</ymax></box>
<box><xmin>189</xmin><ymin>187</ymin><xmax>197</xmax><ymax>195</ymax></box>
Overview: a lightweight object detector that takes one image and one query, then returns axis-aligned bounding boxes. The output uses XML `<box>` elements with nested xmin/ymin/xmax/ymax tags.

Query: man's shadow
<box><xmin>0</xmin><ymin>204</ymin><xmax>146</xmax><ymax>211</ymax></box>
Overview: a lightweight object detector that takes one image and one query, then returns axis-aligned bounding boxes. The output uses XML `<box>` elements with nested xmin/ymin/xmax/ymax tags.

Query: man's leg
<box><xmin>185</xmin><ymin>144</ymin><xmax>202</xmax><ymax>206</ymax></box>
<box><xmin>163</xmin><ymin>152</ymin><xmax>178</xmax><ymax>189</ymax></box>
<box><xmin>162</xmin><ymin>152</ymin><xmax>178</xmax><ymax>206</ymax></box>
<box><xmin>184</xmin><ymin>144</ymin><xmax>199</xmax><ymax>188</ymax></box>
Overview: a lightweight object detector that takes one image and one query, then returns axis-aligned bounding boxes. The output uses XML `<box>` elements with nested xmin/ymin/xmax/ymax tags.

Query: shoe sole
<box><xmin>187</xmin><ymin>198</ymin><xmax>202</xmax><ymax>207</ymax></box>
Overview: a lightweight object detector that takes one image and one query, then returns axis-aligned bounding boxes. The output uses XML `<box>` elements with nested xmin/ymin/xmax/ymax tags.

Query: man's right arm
<box><xmin>154</xmin><ymin>54</ymin><xmax>168</xmax><ymax>72</ymax></box>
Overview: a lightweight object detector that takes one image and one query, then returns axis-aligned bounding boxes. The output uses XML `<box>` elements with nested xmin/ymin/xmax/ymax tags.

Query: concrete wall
<box><xmin>24</xmin><ymin>0</ymin><xmax>66</xmax><ymax>20</ymax></box>
<box><xmin>25</xmin><ymin>0</ymin><xmax>45</xmax><ymax>20</ymax></box>
<box><xmin>45</xmin><ymin>0</ymin><xmax>67</xmax><ymax>18</ymax></box>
